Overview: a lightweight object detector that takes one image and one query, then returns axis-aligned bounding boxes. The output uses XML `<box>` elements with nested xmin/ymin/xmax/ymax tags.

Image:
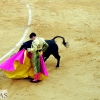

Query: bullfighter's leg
<box><xmin>30</xmin><ymin>51</ymin><xmax>40</xmax><ymax>83</ymax></box>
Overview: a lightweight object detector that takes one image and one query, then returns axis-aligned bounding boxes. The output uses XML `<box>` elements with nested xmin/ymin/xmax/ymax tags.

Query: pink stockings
<box><xmin>32</xmin><ymin>73</ymin><xmax>41</xmax><ymax>82</ymax></box>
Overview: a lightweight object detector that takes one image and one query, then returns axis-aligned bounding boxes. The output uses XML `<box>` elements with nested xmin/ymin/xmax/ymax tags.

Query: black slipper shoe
<box><xmin>30</xmin><ymin>79</ymin><xmax>41</xmax><ymax>83</ymax></box>
<box><xmin>30</xmin><ymin>79</ymin><xmax>38</xmax><ymax>83</ymax></box>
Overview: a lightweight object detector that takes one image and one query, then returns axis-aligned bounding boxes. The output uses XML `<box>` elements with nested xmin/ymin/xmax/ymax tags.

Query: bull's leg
<box><xmin>44</xmin><ymin>56</ymin><xmax>49</xmax><ymax>62</ymax></box>
<box><xmin>43</xmin><ymin>54</ymin><xmax>50</xmax><ymax>62</ymax></box>
<box><xmin>53</xmin><ymin>53</ymin><xmax>60</xmax><ymax>68</ymax></box>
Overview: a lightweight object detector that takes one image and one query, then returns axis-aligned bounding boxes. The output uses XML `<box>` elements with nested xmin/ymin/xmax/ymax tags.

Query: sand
<box><xmin>0</xmin><ymin>0</ymin><xmax>100</xmax><ymax>100</ymax></box>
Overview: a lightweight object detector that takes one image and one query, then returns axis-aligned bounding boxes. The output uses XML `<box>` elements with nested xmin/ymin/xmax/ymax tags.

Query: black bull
<box><xmin>19</xmin><ymin>36</ymin><xmax>68</xmax><ymax>68</ymax></box>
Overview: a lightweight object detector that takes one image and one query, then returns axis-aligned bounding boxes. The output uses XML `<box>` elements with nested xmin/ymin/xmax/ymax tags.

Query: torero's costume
<box><xmin>27</xmin><ymin>37</ymin><xmax>48</xmax><ymax>82</ymax></box>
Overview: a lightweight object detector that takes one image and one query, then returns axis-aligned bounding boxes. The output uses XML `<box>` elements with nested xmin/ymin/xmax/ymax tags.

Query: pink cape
<box><xmin>40</xmin><ymin>53</ymin><xmax>48</xmax><ymax>76</ymax></box>
<box><xmin>0</xmin><ymin>49</ymin><xmax>25</xmax><ymax>71</ymax></box>
<box><xmin>0</xmin><ymin>49</ymin><xmax>48</xmax><ymax>77</ymax></box>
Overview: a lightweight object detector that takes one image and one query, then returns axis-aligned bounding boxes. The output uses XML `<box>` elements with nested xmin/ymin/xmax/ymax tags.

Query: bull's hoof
<box><xmin>56</xmin><ymin>66</ymin><xmax>59</xmax><ymax>69</ymax></box>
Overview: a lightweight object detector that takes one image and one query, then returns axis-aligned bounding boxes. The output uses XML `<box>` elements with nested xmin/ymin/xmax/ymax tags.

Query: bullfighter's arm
<box><xmin>27</xmin><ymin>42</ymin><xmax>37</xmax><ymax>53</ymax></box>
<box><xmin>42</xmin><ymin>41</ymin><xmax>49</xmax><ymax>52</ymax></box>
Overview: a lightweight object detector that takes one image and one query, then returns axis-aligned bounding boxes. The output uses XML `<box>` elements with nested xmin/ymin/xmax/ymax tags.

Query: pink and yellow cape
<box><xmin>0</xmin><ymin>49</ymin><xmax>48</xmax><ymax>80</ymax></box>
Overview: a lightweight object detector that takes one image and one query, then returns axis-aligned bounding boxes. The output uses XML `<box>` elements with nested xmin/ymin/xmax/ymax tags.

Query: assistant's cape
<box><xmin>0</xmin><ymin>49</ymin><xmax>48</xmax><ymax>80</ymax></box>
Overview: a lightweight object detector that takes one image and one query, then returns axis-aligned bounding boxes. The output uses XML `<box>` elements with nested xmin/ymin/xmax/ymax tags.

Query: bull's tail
<box><xmin>52</xmin><ymin>36</ymin><xmax>68</xmax><ymax>48</ymax></box>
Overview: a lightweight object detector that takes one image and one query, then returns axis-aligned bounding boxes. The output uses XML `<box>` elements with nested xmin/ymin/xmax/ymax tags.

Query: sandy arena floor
<box><xmin>0</xmin><ymin>0</ymin><xmax>100</xmax><ymax>100</ymax></box>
